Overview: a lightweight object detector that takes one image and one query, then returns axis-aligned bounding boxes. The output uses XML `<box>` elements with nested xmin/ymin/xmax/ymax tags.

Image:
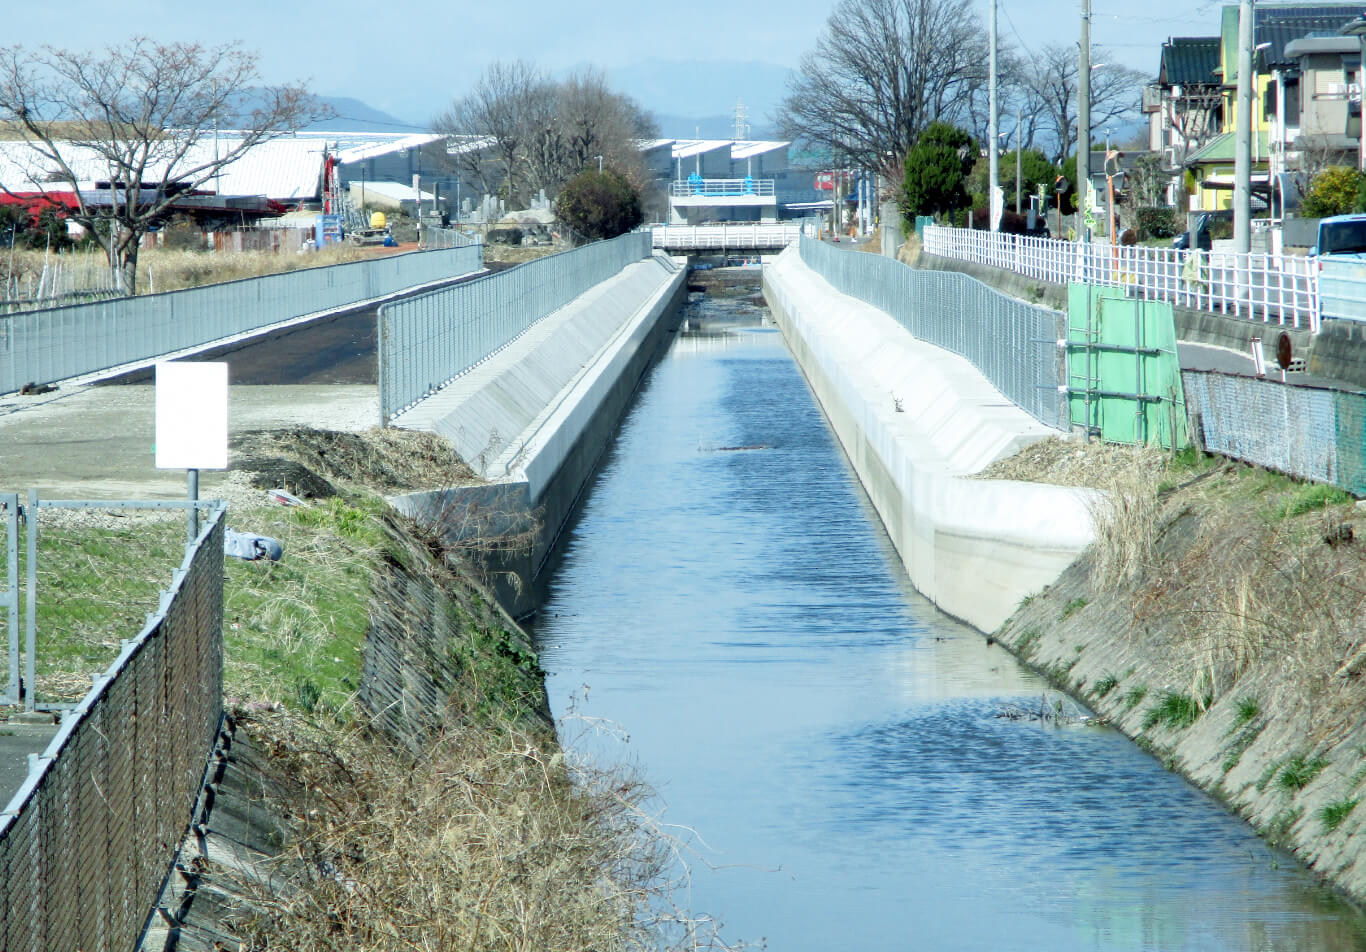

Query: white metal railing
<box><xmin>922</xmin><ymin>224</ymin><xmax>1321</xmax><ymax>332</ymax></box>
<box><xmin>651</xmin><ymin>222</ymin><xmax>811</xmax><ymax>250</ymax></box>
<box><xmin>669</xmin><ymin>178</ymin><xmax>776</xmax><ymax>198</ymax></box>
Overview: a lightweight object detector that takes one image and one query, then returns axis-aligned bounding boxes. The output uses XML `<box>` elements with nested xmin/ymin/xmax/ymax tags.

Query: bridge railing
<box><xmin>0</xmin><ymin>245</ymin><xmax>484</xmax><ymax>394</ymax></box>
<box><xmin>798</xmin><ymin>235</ymin><xmax>1065</xmax><ymax>428</ymax></box>
<box><xmin>378</xmin><ymin>231</ymin><xmax>652</xmax><ymax>422</ymax></box>
<box><xmin>652</xmin><ymin>222</ymin><xmax>810</xmax><ymax>250</ymax></box>
<box><xmin>669</xmin><ymin>178</ymin><xmax>776</xmax><ymax>198</ymax></box>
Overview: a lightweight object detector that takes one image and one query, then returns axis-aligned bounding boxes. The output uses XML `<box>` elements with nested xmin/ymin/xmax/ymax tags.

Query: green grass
<box><xmin>1233</xmin><ymin>696</ymin><xmax>1260</xmax><ymax>727</ymax></box>
<box><xmin>21</xmin><ymin>515</ymin><xmax>187</xmax><ymax>701</ymax></box>
<box><xmin>1060</xmin><ymin>597</ymin><xmax>1088</xmax><ymax>620</ymax></box>
<box><xmin>1015</xmin><ymin>626</ymin><xmax>1042</xmax><ymax>658</ymax></box>
<box><xmin>1142</xmin><ymin>691</ymin><xmax>1210</xmax><ymax>731</ymax></box>
<box><xmin>1093</xmin><ymin>674</ymin><xmax>1120</xmax><ymax>698</ymax></box>
<box><xmin>1222</xmin><ymin>725</ymin><xmax>1262</xmax><ymax>773</ymax></box>
<box><xmin>1279</xmin><ymin>483</ymin><xmax>1354</xmax><ymax>519</ymax></box>
<box><xmin>1123</xmin><ymin>685</ymin><xmax>1149</xmax><ymax>710</ymax></box>
<box><xmin>1276</xmin><ymin>754</ymin><xmax>1330</xmax><ymax>793</ymax></box>
<box><xmin>223</xmin><ymin>495</ymin><xmax>389</xmax><ymax>718</ymax></box>
<box><xmin>1321</xmin><ymin>798</ymin><xmax>1359</xmax><ymax>833</ymax></box>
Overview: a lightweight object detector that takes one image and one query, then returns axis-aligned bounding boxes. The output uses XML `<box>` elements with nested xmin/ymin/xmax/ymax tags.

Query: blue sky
<box><xmin>30</xmin><ymin>0</ymin><xmax>1228</xmax><ymax>124</ymax></box>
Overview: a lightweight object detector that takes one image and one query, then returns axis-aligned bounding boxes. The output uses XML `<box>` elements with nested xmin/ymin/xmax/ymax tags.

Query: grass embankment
<box><xmin>5</xmin><ymin>427</ymin><xmax>705</xmax><ymax>949</ymax></box>
<box><xmin>987</xmin><ymin>438</ymin><xmax>1366</xmax><ymax>900</ymax></box>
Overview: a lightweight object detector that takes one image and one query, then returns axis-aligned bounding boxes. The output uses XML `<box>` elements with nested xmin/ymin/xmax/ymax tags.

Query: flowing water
<box><xmin>532</xmin><ymin>275</ymin><xmax>1366</xmax><ymax>951</ymax></box>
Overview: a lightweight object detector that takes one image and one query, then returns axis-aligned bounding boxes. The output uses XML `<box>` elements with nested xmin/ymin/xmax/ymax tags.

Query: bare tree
<box><xmin>435</xmin><ymin>61</ymin><xmax>549</xmax><ymax>206</ymax></box>
<box><xmin>778</xmin><ymin>0</ymin><xmax>987</xmax><ymax>179</ymax></box>
<box><xmin>1023</xmin><ymin>44</ymin><xmax>1147</xmax><ymax>163</ymax></box>
<box><xmin>435</xmin><ymin>63</ymin><xmax>656</xmax><ymax>209</ymax></box>
<box><xmin>0</xmin><ymin>37</ymin><xmax>325</xmax><ymax>294</ymax></box>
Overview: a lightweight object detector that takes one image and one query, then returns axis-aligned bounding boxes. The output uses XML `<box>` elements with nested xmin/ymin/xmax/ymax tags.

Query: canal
<box><xmin>532</xmin><ymin>273</ymin><xmax>1366</xmax><ymax>951</ymax></box>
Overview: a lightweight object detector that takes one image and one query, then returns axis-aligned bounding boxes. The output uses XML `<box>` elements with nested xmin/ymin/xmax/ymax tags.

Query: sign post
<box><xmin>155</xmin><ymin>362</ymin><xmax>229</xmax><ymax>541</ymax></box>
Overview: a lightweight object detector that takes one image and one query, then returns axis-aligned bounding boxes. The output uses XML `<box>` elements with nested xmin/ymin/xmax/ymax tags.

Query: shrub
<box><xmin>1134</xmin><ymin>206</ymin><xmax>1184</xmax><ymax>240</ymax></box>
<box><xmin>1301</xmin><ymin>166</ymin><xmax>1366</xmax><ymax>218</ymax></box>
<box><xmin>554</xmin><ymin>168</ymin><xmax>643</xmax><ymax>242</ymax></box>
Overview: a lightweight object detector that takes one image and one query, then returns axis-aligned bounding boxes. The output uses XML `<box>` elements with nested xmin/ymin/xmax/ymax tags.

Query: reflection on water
<box><xmin>532</xmin><ymin>278</ymin><xmax>1366</xmax><ymax>951</ymax></box>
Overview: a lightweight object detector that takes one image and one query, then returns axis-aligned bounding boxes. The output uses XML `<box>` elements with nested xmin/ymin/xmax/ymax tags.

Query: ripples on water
<box><xmin>532</xmin><ymin>280</ymin><xmax>1366</xmax><ymax>952</ymax></box>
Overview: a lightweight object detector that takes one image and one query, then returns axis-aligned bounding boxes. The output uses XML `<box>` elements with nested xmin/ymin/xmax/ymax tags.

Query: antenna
<box><xmin>734</xmin><ymin>98</ymin><xmax>749</xmax><ymax>141</ymax></box>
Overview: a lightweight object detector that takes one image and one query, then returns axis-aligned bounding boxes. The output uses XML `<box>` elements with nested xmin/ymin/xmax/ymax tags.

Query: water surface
<box><xmin>533</xmin><ymin>279</ymin><xmax>1366</xmax><ymax>951</ymax></box>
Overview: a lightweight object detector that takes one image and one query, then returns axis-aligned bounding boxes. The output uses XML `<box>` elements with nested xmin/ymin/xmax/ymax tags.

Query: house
<box><xmin>1145</xmin><ymin>35</ymin><xmax>1224</xmax><ymax>202</ymax></box>
<box><xmin>1173</xmin><ymin>2</ymin><xmax>1366</xmax><ymax>212</ymax></box>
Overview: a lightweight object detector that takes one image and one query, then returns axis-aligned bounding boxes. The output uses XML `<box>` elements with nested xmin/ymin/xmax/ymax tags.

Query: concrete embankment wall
<box><xmin>763</xmin><ymin>246</ymin><xmax>1095</xmax><ymax>633</ymax></box>
<box><xmin>392</xmin><ymin>254</ymin><xmax>687</xmax><ymax>615</ymax></box>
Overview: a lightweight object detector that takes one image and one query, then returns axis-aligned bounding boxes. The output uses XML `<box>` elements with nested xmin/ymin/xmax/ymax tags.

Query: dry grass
<box><xmin>1</xmin><ymin>242</ymin><xmax>413</xmax><ymax>299</ymax></box>
<box><xmin>235</xmin><ymin>708</ymin><xmax>728</xmax><ymax>952</ymax></box>
<box><xmin>1080</xmin><ymin>443</ymin><xmax>1166</xmax><ymax>592</ymax></box>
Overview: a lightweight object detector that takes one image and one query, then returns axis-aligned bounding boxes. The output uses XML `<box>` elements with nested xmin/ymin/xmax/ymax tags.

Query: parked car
<box><xmin>1172</xmin><ymin>213</ymin><xmax>1212</xmax><ymax>252</ymax></box>
<box><xmin>1310</xmin><ymin>214</ymin><xmax>1366</xmax><ymax>258</ymax></box>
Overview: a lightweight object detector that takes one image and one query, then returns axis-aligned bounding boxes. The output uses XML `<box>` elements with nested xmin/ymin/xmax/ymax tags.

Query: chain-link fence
<box><xmin>0</xmin><ymin>500</ymin><xmax>225</xmax><ymax>952</ymax></box>
<box><xmin>1</xmin><ymin>245</ymin><xmax>484</xmax><ymax>394</ymax></box>
<box><xmin>1182</xmin><ymin>370</ymin><xmax>1366</xmax><ymax>492</ymax></box>
<box><xmin>798</xmin><ymin>235</ymin><xmax>1065</xmax><ymax>428</ymax></box>
<box><xmin>2</xmin><ymin>497</ymin><xmax>212</xmax><ymax>712</ymax></box>
<box><xmin>379</xmin><ymin>230</ymin><xmax>653</xmax><ymax>422</ymax></box>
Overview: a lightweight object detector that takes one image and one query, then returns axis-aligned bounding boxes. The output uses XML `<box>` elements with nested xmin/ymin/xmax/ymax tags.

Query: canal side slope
<box><xmin>762</xmin><ymin>245</ymin><xmax>1095</xmax><ymax>632</ymax></box>
<box><xmin>986</xmin><ymin>444</ymin><xmax>1366</xmax><ymax>906</ymax></box>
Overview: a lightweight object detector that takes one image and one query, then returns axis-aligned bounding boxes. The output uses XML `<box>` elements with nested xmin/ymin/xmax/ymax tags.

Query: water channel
<box><xmin>532</xmin><ymin>273</ymin><xmax>1366</xmax><ymax>951</ymax></box>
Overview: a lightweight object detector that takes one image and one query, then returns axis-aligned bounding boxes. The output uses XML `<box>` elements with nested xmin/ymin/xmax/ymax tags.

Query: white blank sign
<box><xmin>155</xmin><ymin>361</ymin><xmax>228</xmax><ymax>469</ymax></box>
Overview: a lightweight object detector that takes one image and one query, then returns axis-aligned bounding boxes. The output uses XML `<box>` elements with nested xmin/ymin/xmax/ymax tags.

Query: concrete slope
<box><xmin>764</xmin><ymin>245</ymin><xmax>1095</xmax><ymax>633</ymax></box>
<box><xmin>392</xmin><ymin>256</ymin><xmax>681</xmax><ymax>500</ymax></box>
<box><xmin>390</xmin><ymin>254</ymin><xmax>687</xmax><ymax>616</ymax></box>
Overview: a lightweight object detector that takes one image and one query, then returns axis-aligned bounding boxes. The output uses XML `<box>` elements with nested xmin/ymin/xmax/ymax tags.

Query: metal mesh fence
<box><xmin>420</xmin><ymin>226</ymin><xmax>483</xmax><ymax>250</ymax></box>
<box><xmin>379</xmin><ymin>230</ymin><xmax>653</xmax><ymax>422</ymax></box>
<box><xmin>1182</xmin><ymin>371</ymin><xmax>1365</xmax><ymax>491</ymax></box>
<box><xmin>0</xmin><ymin>501</ymin><xmax>224</xmax><ymax>952</ymax></box>
<box><xmin>798</xmin><ymin>235</ymin><xmax>1065</xmax><ymax>428</ymax></box>
<box><xmin>0</xmin><ymin>245</ymin><xmax>484</xmax><ymax>394</ymax></box>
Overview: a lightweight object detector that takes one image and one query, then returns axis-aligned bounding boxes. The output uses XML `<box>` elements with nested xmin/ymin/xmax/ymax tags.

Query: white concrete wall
<box><xmin>392</xmin><ymin>254</ymin><xmax>686</xmax><ymax>506</ymax></box>
<box><xmin>763</xmin><ymin>245</ymin><xmax>1095</xmax><ymax>634</ymax></box>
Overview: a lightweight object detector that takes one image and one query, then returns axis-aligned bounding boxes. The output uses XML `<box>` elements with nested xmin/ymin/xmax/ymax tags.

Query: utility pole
<box><xmin>1016</xmin><ymin>105</ymin><xmax>1022</xmax><ymax>214</ymax></box>
<box><xmin>1078</xmin><ymin>0</ymin><xmax>1091</xmax><ymax>241</ymax></box>
<box><xmin>989</xmin><ymin>0</ymin><xmax>999</xmax><ymax>231</ymax></box>
<box><xmin>1234</xmin><ymin>0</ymin><xmax>1255</xmax><ymax>253</ymax></box>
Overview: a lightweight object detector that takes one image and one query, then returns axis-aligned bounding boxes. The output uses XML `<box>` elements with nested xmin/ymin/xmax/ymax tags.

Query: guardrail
<box><xmin>651</xmin><ymin>222</ymin><xmax>810</xmax><ymax>250</ymax></box>
<box><xmin>378</xmin><ymin>231</ymin><xmax>652</xmax><ymax>422</ymax></box>
<box><xmin>922</xmin><ymin>224</ymin><xmax>1320</xmax><ymax>332</ymax></box>
<box><xmin>0</xmin><ymin>244</ymin><xmax>484</xmax><ymax>394</ymax></box>
<box><xmin>669</xmin><ymin>178</ymin><xmax>776</xmax><ymax>198</ymax></box>
<box><xmin>798</xmin><ymin>235</ymin><xmax>1065</xmax><ymax>428</ymax></box>
<box><xmin>0</xmin><ymin>500</ymin><xmax>225</xmax><ymax>952</ymax></box>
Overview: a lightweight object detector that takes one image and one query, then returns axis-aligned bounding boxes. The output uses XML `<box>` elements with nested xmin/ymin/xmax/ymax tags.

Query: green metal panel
<box><xmin>1333</xmin><ymin>390</ymin><xmax>1366</xmax><ymax>496</ymax></box>
<box><xmin>1067</xmin><ymin>284</ymin><xmax>1188</xmax><ymax>449</ymax></box>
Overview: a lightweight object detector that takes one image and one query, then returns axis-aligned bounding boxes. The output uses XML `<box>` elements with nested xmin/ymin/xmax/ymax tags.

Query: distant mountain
<box><xmin>231</xmin><ymin>89</ymin><xmax>426</xmax><ymax>133</ymax></box>
<box><xmin>306</xmin><ymin>96</ymin><xmax>426</xmax><ymax>133</ymax></box>
<box><xmin>606</xmin><ymin>59</ymin><xmax>792</xmax><ymax>134</ymax></box>
<box><xmin>653</xmin><ymin>113</ymin><xmax>783</xmax><ymax>141</ymax></box>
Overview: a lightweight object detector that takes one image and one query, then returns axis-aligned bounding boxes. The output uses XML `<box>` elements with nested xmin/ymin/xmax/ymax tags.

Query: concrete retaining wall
<box><xmin>764</xmin><ymin>246</ymin><xmax>1095</xmax><ymax>633</ymax></box>
<box><xmin>392</xmin><ymin>254</ymin><xmax>687</xmax><ymax>616</ymax></box>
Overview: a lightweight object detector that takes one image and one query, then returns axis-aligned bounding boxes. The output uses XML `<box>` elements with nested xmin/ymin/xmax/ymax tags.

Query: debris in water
<box><xmin>996</xmin><ymin>694</ymin><xmax>1099</xmax><ymax>726</ymax></box>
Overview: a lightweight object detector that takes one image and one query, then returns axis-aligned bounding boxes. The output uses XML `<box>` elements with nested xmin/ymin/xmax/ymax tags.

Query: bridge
<box><xmin>650</xmin><ymin>221</ymin><xmax>811</xmax><ymax>252</ymax></box>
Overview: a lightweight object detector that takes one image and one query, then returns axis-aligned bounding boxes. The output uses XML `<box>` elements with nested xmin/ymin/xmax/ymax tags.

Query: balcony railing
<box><xmin>670</xmin><ymin>177</ymin><xmax>776</xmax><ymax>199</ymax></box>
